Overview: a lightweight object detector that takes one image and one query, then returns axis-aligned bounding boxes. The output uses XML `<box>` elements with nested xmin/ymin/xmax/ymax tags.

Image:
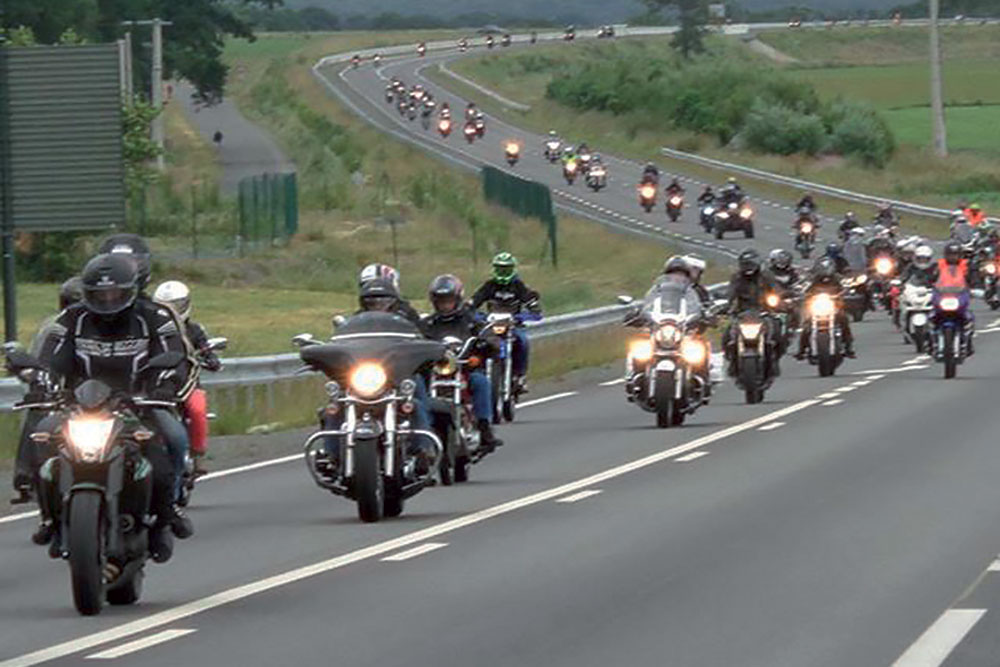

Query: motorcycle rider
<box><xmin>796</xmin><ymin>193</ymin><xmax>817</xmax><ymax>216</ymax></box>
<box><xmin>932</xmin><ymin>240</ymin><xmax>975</xmax><ymax>356</ymax></box>
<box><xmin>153</xmin><ymin>280</ymin><xmax>222</xmax><ymax>476</ymax></box>
<box><xmin>796</xmin><ymin>257</ymin><xmax>856</xmax><ymax>359</ymax></box>
<box><xmin>440</xmin><ymin>102</ymin><xmax>451</xmax><ymax>119</ymax></box>
<box><xmin>697</xmin><ymin>185</ymin><xmax>715</xmax><ymax>207</ymax></box>
<box><xmin>545</xmin><ymin>130</ymin><xmax>562</xmax><ymax>158</ymax></box>
<box><xmin>899</xmin><ymin>244</ymin><xmax>936</xmax><ymax>287</ymax></box>
<box><xmin>682</xmin><ymin>254</ymin><xmax>713</xmax><ymax>309</ymax></box>
<box><xmin>768</xmin><ymin>248</ymin><xmax>801</xmax><ymax>338</ymax></box>
<box><xmin>471</xmin><ymin>253</ymin><xmax>541</xmax><ymax>392</ymax></box>
<box><xmin>964</xmin><ymin>202</ymin><xmax>986</xmax><ymax>226</ymax></box>
<box><xmin>723</xmin><ymin>249</ymin><xmax>775</xmax><ymax>375</ymax></box>
<box><xmin>665</xmin><ymin>176</ymin><xmax>684</xmax><ymax>197</ymax></box>
<box><xmin>843</xmin><ymin>228</ymin><xmax>868</xmax><ymax>274</ymax></box>
<box><xmin>641</xmin><ymin>162</ymin><xmax>660</xmax><ymax>185</ymax></box>
<box><xmin>950</xmin><ymin>210</ymin><xmax>976</xmax><ymax>244</ymax></box>
<box><xmin>875</xmin><ymin>202</ymin><xmax>900</xmax><ymax>229</ymax></box>
<box><xmin>465</xmin><ymin>102</ymin><xmax>477</xmax><ymax>121</ymax></box>
<box><xmin>44</xmin><ymin>253</ymin><xmax>195</xmax><ymax>562</ymax></box>
<box><xmin>824</xmin><ymin>242</ymin><xmax>850</xmax><ymax>275</ymax></box>
<box><xmin>357</xmin><ymin>263</ymin><xmax>423</xmax><ymax>329</ymax></box>
<box><xmin>838</xmin><ymin>211</ymin><xmax>860</xmax><ymax>240</ymax></box>
<box><xmin>866</xmin><ymin>226</ymin><xmax>896</xmax><ymax>263</ymax></box>
<box><xmin>719</xmin><ymin>177</ymin><xmax>744</xmax><ymax>205</ymax></box>
<box><xmin>421</xmin><ymin>275</ymin><xmax>503</xmax><ymax>452</ymax></box>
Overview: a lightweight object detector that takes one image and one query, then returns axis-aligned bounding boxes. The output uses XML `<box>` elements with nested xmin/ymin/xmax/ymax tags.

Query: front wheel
<box><xmin>816</xmin><ymin>331</ymin><xmax>836</xmax><ymax>377</ymax></box>
<box><xmin>744</xmin><ymin>225</ymin><xmax>754</xmax><ymax>239</ymax></box>
<box><xmin>354</xmin><ymin>439</ymin><xmax>384</xmax><ymax>523</ymax></box>
<box><xmin>714</xmin><ymin>227</ymin><xmax>724</xmax><ymax>240</ymax></box>
<box><xmin>744</xmin><ymin>388</ymin><xmax>764</xmax><ymax>404</ymax></box>
<box><xmin>943</xmin><ymin>328</ymin><xmax>957</xmax><ymax>379</ymax></box>
<box><xmin>68</xmin><ymin>490</ymin><xmax>105</xmax><ymax>616</ymax></box>
<box><xmin>502</xmin><ymin>397</ymin><xmax>516</xmax><ymax>423</ymax></box>
<box><xmin>654</xmin><ymin>377</ymin><xmax>674</xmax><ymax>428</ymax></box>
<box><xmin>913</xmin><ymin>325</ymin><xmax>925</xmax><ymax>353</ymax></box>
<box><xmin>454</xmin><ymin>455</ymin><xmax>470</xmax><ymax>483</ymax></box>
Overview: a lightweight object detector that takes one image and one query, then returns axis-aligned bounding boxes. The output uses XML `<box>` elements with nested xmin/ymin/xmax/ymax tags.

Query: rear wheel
<box><xmin>354</xmin><ymin>440</ymin><xmax>384</xmax><ymax>523</ymax></box>
<box><xmin>502</xmin><ymin>397</ymin><xmax>516</xmax><ymax>423</ymax></box>
<box><xmin>744</xmin><ymin>388</ymin><xmax>764</xmax><ymax>404</ymax></box>
<box><xmin>68</xmin><ymin>490</ymin><xmax>104</xmax><ymax>616</ymax></box>
<box><xmin>944</xmin><ymin>328</ymin><xmax>957</xmax><ymax>379</ymax></box>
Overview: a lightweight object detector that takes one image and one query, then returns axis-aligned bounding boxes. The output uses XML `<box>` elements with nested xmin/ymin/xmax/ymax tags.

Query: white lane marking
<box><xmin>817</xmin><ymin>392</ymin><xmax>840</xmax><ymax>399</ymax></box>
<box><xmin>834</xmin><ymin>386</ymin><xmax>857</xmax><ymax>393</ymax></box>
<box><xmin>852</xmin><ymin>366</ymin><xmax>928</xmax><ymax>375</ymax></box>
<box><xmin>822</xmin><ymin>399</ymin><xmax>844</xmax><ymax>406</ymax></box>
<box><xmin>0</xmin><ymin>510</ymin><xmax>39</xmax><ymax>525</ymax></box>
<box><xmin>675</xmin><ymin>451</ymin><xmax>709</xmax><ymax>462</ymax></box>
<box><xmin>0</xmin><ymin>398</ymin><xmax>820</xmax><ymax>667</ymax></box>
<box><xmin>600</xmin><ymin>378</ymin><xmax>626</xmax><ymax>386</ymax></box>
<box><xmin>892</xmin><ymin>609</ymin><xmax>986</xmax><ymax>667</ymax></box>
<box><xmin>988</xmin><ymin>558</ymin><xmax>1000</xmax><ymax>572</ymax></box>
<box><xmin>555</xmin><ymin>489</ymin><xmax>603</xmax><ymax>503</ymax></box>
<box><xmin>758</xmin><ymin>422</ymin><xmax>785</xmax><ymax>431</ymax></box>
<box><xmin>902</xmin><ymin>357</ymin><xmax>925</xmax><ymax>365</ymax></box>
<box><xmin>84</xmin><ymin>630</ymin><xmax>197</xmax><ymax>660</ymax></box>
<box><xmin>519</xmin><ymin>391</ymin><xmax>578</xmax><ymax>408</ymax></box>
<box><xmin>380</xmin><ymin>542</ymin><xmax>448</xmax><ymax>562</ymax></box>
<box><xmin>851</xmin><ymin>380</ymin><xmax>871</xmax><ymax>387</ymax></box>
<box><xmin>866</xmin><ymin>374</ymin><xmax>887</xmax><ymax>380</ymax></box>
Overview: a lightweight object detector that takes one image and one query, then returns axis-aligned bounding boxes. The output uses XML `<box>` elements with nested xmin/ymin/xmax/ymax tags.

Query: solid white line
<box><xmin>866</xmin><ymin>374</ymin><xmax>887</xmax><ymax>380</ymax></box>
<box><xmin>518</xmin><ymin>391</ymin><xmax>578</xmax><ymax>408</ymax></box>
<box><xmin>758</xmin><ymin>422</ymin><xmax>785</xmax><ymax>431</ymax></box>
<box><xmin>822</xmin><ymin>399</ymin><xmax>844</xmax><ymax>406</ymax></box>
<box><xmin>600</xmin><ymin>378</ymin><xmax>626</xmax><ymax>386</ymax></box>
<box><xmin>84</xmin><ymin>630</ymin><xmax>197</xmax><ymax>660</ymax></box>
<box><xmin>0</xmin><ymin>510</ymin><xmax>39</xmax><ymax>525</ymax></box>
<box><xmin>892</xmin><ymin>609</ymin><xmax>986</xmax><ymax>667</ymax></box>
<box><xmin>675</xmin><ymin>451</ymin><xmax>709</xmax><ymax>462</ymax></box>
<box><xmin>380</xmin><ymin>542</ymin><xmax>448</xmax><ymax>562</ymax></box>
<box><xmin>988</xmin><ymin>558</ymin><xmax>1000</xmax><ymax>572</ymax></box>
<box><xmin>555</xmin><ymin>489</ymin><xmax>603</xmax><ymax>503</ymax></box>
<box><xmin>0</xmin><ymin>398</ymin><xmax>820</xmax><ymax>667</ymax></box>
<box><xmin>902</xmin><ymin>358</ymin><xmax>924</xmax><ymax>365</ymax></box>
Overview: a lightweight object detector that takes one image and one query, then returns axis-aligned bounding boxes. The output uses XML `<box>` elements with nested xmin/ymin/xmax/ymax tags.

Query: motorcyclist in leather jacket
<box><xmin>357</xmin><ymin>263</ymin><xmax>423</xmax><ymax>330</ymax></box>
<box><xmin>641</xmin><ymin>162</ymin><xmax>659</xmax><ymax>185</ymax></box>
<box><xmin>697</xmin><ymin>186</ymin><xmax>715</xmax><ymax>207</ymax></box>
<box><xmin>899</xmin><ymin>244</ymin><xmax>936</xmax><ymax>287</ymax></box>
<box><xmin>665</xmin><ymin>176</ymin><xmax>684</xmax><ymax>197</ymax></box>
<box><xmin>796</xmin><ymin>257</ymin><xmax>855</xmax><ymax>359</ymax></box>
<box><xmin>723</xmin><ymin>249</ymin><xmax>774</xmax><ymax>375</ymax></box>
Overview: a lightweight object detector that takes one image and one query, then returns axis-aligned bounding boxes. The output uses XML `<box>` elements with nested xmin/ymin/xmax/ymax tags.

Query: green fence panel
<box><xmin>481</xmin><ymin>167</ymin><xmax>557</xmax><ymax>267</ymax></box>
<box><xmin>284</xmin><ymin>173</ymin><xmax>299</xmax><ymax>236</ymax></box>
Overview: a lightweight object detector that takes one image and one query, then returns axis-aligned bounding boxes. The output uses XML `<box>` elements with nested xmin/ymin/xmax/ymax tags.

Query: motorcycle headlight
<box><xmin>350</xmin><ymin>363</ymin><xmax>388</xmax><ymax>398</ymax></box>
<box><xmin>738</xmin><ymin>321</ymin><xmax>763</xmax><ymax>340</ymax></box>
<box><xmin>940</xmin><ymin>296</ymin><xmax>960</xmax><ymax>311</ymax></box>
<box><xmin>681</xmin><ymin>338</ymin><xmax>707</xmax><ymax>365</ymax></box>
<box><xmin>875</xmin><ymin>257</ymin><xmax>894</xmax><ymax>275</ymax></box>
<box><xmin>66</xmin><ymin>417</ymin><xmax>115</xmax><ymax>462</ymax></box>
<box><xmin>434</xmin><ymin>357</ymin><xmax>458</xmax><ymax>377</ymax></box>
<box><xmin>811</xmin><ymin>294</ymin><xmax>835</xmax><ymax>317</ymax></box>
<box><xmin>765</xmin><ymin>293</ymin><xmax>780</xmax><ymax>308</ymax></box>
<box><xmin>640</xmin><ymin>185</ymin><xmax>656</xmax><ymax>199</ymax></box>
<box><xmin>670</xmin><ymin>196</ymin><xmax>682</xmax><ymax>206</ymax></box>
<box><xmin>507</xmin><ymin>143</ymin><xmax>519</xmax><ymax>154</ymax></box>
<box><xmin>566</xmin><ymin>162</ymin><xmax>577</xmax><ymax>173</ymax></box>
<box><xmin>801</xmin><ymin>222</ymin><xmax>813</xmax><ymax>234</ymax></box>
<box><xmin>655</xmin><ymin>324</ymin><xmax>681</xmax><ymax>345</ymax></box>
<box><xmin>703</xmin><ymin>207</ymin><xmax>714</xmax><ymax>215</ymax></box>
<box><xmin>739</xmin><ymin>207</ymin><xmax>753</xmax><ymax>219</ymax></box>
<box><xmin>985</xmin><ymin>263</ymin><xmax>997</xmax><ymax>275</ymax></box>
<box><xmin>718</xmin><ymin>212</ymin><xmax>730</xmax><ymax>220</ymax></box>
<box><xmin>629</xmin><ymin>339</ymin><xmax>654</xmax><ymax>363</ymax></box>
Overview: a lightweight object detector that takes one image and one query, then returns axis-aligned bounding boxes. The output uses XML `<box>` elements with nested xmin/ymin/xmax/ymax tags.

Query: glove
<box><xmin>201</xmin><ymin>353</ymin><xmax>222</xmax><ymax>372</ymax></box>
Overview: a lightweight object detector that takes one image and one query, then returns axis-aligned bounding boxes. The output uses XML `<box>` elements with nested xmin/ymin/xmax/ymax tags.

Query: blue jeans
<box><xmin>468</xmin><ymin>371</ymin><xmax>492</xmax><ymax>421</ymax></box>
<box><xmin>323</xmin><ymin>375</ymin><xmax>432</xmax><ymax>460</ymax></box>
<box><xmin>148</xmin><ymin>409</ymin><xmax>190</xmax><ymax>502</ymax></box>
<box><xmin>512</xmin><ymin>327</ymin><xmax>529</xmax><ymax>377</ymax></box>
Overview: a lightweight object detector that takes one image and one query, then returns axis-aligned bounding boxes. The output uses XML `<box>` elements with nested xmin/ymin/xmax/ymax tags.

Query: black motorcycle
<box><xmin>297</xmin><ymin>313</ymin><xmax>445</xmax><ymax>523</ymax></box>
<box><xmin>732</xmin><ymin>311</ymin><xmax>777</xmax><ymax>403</ymax></box>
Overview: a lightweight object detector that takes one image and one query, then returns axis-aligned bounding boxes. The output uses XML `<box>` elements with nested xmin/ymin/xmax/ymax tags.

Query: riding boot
<box><xmin>478</xmin><ymin>419</ymin><xmax>503</xmax><ymax>451</ymax></box>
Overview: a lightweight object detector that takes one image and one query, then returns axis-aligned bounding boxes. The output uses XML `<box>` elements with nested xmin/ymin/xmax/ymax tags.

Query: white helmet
<box><xmin>359</xmin><ymin>263</ymin><xmax>400</xmax><ymax>291</ymax></box>
<box><xmin>682</xmin><ymin>254</ymin><xmax>707</xmax><ymax>281</ymax></box>
<box><xmin>153</xmin><ymin>280</ymin><xmax>192</xmax><ymax>321</ymax></box>
<box><xmin>914</xmin><ymin>245</ymin><xmax>934</xmax><ymax>268</ymax></box>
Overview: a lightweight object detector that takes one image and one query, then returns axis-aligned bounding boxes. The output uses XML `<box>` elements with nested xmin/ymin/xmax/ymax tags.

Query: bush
<box><xmin>824</xmin><ymin>100</ymin><xmax>896</xmax><ymax>167</ymax></box>
<box><xmin>742</xmin><ymin>100</ymin><xmax>826</xmax><ymax>156</ymax></box>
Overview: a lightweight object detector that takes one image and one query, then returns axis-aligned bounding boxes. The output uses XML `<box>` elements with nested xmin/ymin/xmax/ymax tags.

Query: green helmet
<box><xmin>492</xmin><ymin>252</ymin><xmax>518</xmax><ymax>285</ymax></box>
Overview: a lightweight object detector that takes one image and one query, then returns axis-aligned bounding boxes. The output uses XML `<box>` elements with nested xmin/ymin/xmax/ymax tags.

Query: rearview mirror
<box><xmin>293</xmin><ymin>333</ymin><xmax>318</xmax><ymax>348</ymax></box>
<box><xmin>206</xmin><ymin>337</ymin><xmax>228</xmax><ymax>352</ymax></box>
<box><xmin>617</xmin><ymin>295</ymin><xmax>635</xmax><ymax>305</ymax></box>
<box><xmin>331</xmin><ymin>315</ymin><xmax>347</xmax><ymax>329</ymax></box>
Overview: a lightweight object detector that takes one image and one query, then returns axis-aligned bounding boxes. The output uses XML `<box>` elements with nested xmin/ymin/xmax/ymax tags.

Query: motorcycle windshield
<box><xmin>300</xmin><ymin>312</ymin><xmax>445</xmax><ymax>385</ymax></box>
<box><xmin>642</xmin><ymin>280</ymin><xmax>702</xmax><ymax>322</ymax></box>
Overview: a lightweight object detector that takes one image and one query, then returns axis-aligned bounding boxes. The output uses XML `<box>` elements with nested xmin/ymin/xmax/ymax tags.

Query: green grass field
<box><xmin>884</xmin><ymin>105</ymin><xmax>1000</xmax><ymax>153</ymax></box>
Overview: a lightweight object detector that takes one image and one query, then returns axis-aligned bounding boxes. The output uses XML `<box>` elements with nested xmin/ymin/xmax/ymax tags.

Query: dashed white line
<box><xmin>675</xmin><ymin>451</ymin><xmax>709</xmax><ymax>462</ymax></box>
<box><xmin>600</xmin><ymin>378</ymin><xmax>626</xmax><ymax>386</ymax></box>
<box><xmin>892</xmin><ymin>609</ymin><xmax>986</xmax><ymax>667</ymax></box>
<box><xmin>85</xmin><ymin>630</ymin><xmax>197</xmax><ymax>660</ymax></box>
<box><xmin>817</xmin><ymin>392</ymin><xmax>840</xmax><ymax>399</ymax></box>
<box><xmin>851</xmin><ymin>380</ymin><xmax>871</xmax><ymax>387</ymax></box>
<box><xmin>834</xmin><ymin>386</ymin><xmax>857</xmax><ymax>393</ymax></box>
<box><xmin>555</xmin><ymin>489</ymin><xmax>603</xmax><ymax>503</ymax></box>
<box><xmin>381</xmin><ymin>542</ymin><xmax>449</xmax><ymax>562</ymax></box>
<box><xmin>758</xmin><ymin>422</ymin><xmax>785</xmax><ymax>431</ymax></box>
<box><xmin>822</xmin><ymin>399</ymin><xmax>844</xmax><ymax>406</ymax></box>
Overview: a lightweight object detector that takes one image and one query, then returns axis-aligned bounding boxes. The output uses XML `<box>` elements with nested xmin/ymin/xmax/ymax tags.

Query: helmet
<box><xmin>358</xmin><ymin>278</ymin><xmax>399</xmax><ymax>312</ymax></box>
<box><xmin>913</xmin><ymin>245</ymin><xmax>934</xmax><ymax>269</ymax></box>
<box><xmin>97</xmin><ymin>233</ymin><xmax>151</xmax><ymax>290</ymax></box>
<box><xmin>549</xmin><ymin>130</ymin><xmax>557</xmax><ymax>138</ymax></box>
<box><xmin>662</xmin><ymin>256</ymin><xmax>690</xmax><ymax>278</ymax></box>
<box><xmin>153</xmin><ymin>280</ymin><xmax>192</xmax><ymax>321</ymax></box>
<box><xmin>645</xmin><ymin>162</ymin><xmax>656</xmax><ymax>171</ymax></box>
<box><xmin>844</xmin><ymin>211</ymin><xmax>857</xmax><ymax>223</ymax></box>
<box><xmin>813</xmin><ymin>257</ymin><xmax>836</xmax><ymax>280</ymax></box>
<box><xmin>81</xmin><ymin>253</ymin><xmax>138</xmax><ymax>317</ymax></box>
<box><xmin>737</xmin><ymin>248</ymin><xmax>761</xmax><ymax>277</ymax></box>
<box><xmin>943</xmin><ymin>241</ymin><xmax>963</xmax><ymax>265</ymax></box>
<box><xmin>727</xmin><ymin>177</ymin><xmax>737</xmax><ymax>185</ymax></box>
<box><xmin>492</xmin><ymin>252</ymin><xmax>518</xmax><ymax>285</ymax></box>
<box><xmin>970</xmin><ymin>202</ymin><xmax>982</xmax><ymax>211</ymax></box>
<box><xmin>683</xmin><ymin>254</ymin><xmax>706</xmax><ymax>282</ymax></box>
<box><xmin>59</xmin><ymin>276</ymin><xmax>83</xmax><ymax>310</ymax></box>
<box><xmin>428</xmin><ymin>274</ymin><xmax>464</xmax><ymax>316</ymax></box>
<box><xmin>825</xmin><ymin>242</ymin><xmax>842</xmax><ymax>258</ymax></box>
<box><xmin>768</xmin><ymin>248</ymin><xmax>792</xmax><ymax>272</ymax></box>
<box><xmin>359</xmin><ymin>263</ymin><xmax>400</xmax><ymax>292</ymax></box>
<box><xmin>849</xmin><ymin>227</ymin><xmax>866</xmax><ymax>238</ymax></box>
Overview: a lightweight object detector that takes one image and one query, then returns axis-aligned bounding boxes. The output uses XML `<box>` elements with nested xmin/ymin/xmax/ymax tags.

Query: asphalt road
<box><xmin>3</xmin><ymin>44</ymin><xmax>1000</xmax><ymax>667</ymax></box>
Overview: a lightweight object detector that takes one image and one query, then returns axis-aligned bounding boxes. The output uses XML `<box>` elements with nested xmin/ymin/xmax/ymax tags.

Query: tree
<box><xmin>643</xmin><ymin>0</ymin><xmax>708</xmax><ymax>59</ymax></box>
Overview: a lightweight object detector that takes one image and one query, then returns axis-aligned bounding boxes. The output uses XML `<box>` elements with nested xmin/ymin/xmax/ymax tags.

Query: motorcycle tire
<box><xmin>502</xmin><ymin>397</ymin><xmax>516</xmax><ymax>423</ymax></box>
<box><xmin>744</xmin><ymin>226</ymin><xmax>754</xmax><ymax>239</ymax></box>
<box><xmin>714</xmin><ymin>227</ymin><xmax>724</xmax><ymax>240</ymax></box>
<box><xmin>384</xmin><ymin>489</ymin><xmax>404</xmax><ymax>518</ymax></box>
<box><xmin>668</xmin><ymin>210</ymin><xmax>679</xmax><ymax>223</ymax></box>
<box><xmin>107</xmin><ymin>567</ymin><xmax>144</xmax><ymax>606</ymax></box>
<box><xmin>454</xmin><ymin>455</ymin><xmax>470</xmax><ymax>483</ymax></box>
<box><xmin>491</xmin><ymin>370</ymin><xmax>503</xmax><ymax>425</ymax></box>
<box><xmin>991</xmin><ymin>300</ymin><xmax>1000</xmax><ymax>311</ymax></box>
<box><xmin>913</xmin><ymin>325</ymin><xmax>925</xmax><ymax>353</ymax></box>
<box><xmin>654</xmin><ymin>380</ymin><xmax>674</xmax><ymax>429</ymax></box>
<box><xmin>68</xmin><ymin>490</ymin><xmax>105</xmax><ymax>616</ymax></box>
<box><xmin>944</xmin><ymin>328</ymin><xmax>957</xmax><ymax>379</ymax></box>
<box><xmin>800</xmin><ymin>247</ymin><xmax>812</xmax><ymax>259</ymax></box>
<box><xmin>744</xmin><ymin>388</ymin><xmax>764</xmax><ymax>404</ymax></box>
<box><xmin>353</xmin><ymin>439</ymin><xmax>384</xmax><ymax>523</ymax></box>
<box><xmin>816</xmin><ymin>331</ymin><xmax>836</xmax><ymax>377</ymax></box>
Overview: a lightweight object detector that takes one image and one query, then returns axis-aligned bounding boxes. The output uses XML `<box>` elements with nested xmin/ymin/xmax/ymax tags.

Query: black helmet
<box><xmin>768</xmin><ymin>248</ymin><xmax>792</xmax><ymax>272</ymax></box>
<box><xmin>59</xmin><ymin>275</ymin><xmax>84</xmax><ymax>310</ymax></box>
<box><xmin>81</xmin><ymin>253</ymin><xmax>138</xmax><ymax>317</ymax></box>
<box><xmin>825</xmin><ymin>242</ymin><xmax>842</xmax><ymax>258</ymax></box>
<box><xmin>97</xmin><ymin>233</ymin><xmax>152</xmax><ymax>291</ymax></box>
<box><xmin>429</xmin><ymin>274</ymin><xmax>464</xmax><ymax>316</ymax></box>
<box><xmin>662</xmin><ymin>256</ymin><xmax>690</xmax><ymax>278</ymax></box>
<box><xmin>737</xmin><ymin>248</ymin><xmax>761</xmax><ymax>277</ymax></box>
<box><xmin>943</xmin><ymin>240</ymin><xmax>963</xmax><ymax>265</ymax></box>
<box><xmin>813</xmin><ymin>257</ymin><xmax>836</xmax><ymax>280</ymax></box>
<box><xmin>358</xmin><ymin>278</ymin><xmax>399</xmax><ymax>312</ymax></box>
<box><xmin>844</xmin><ymin>211</ymin><xmax>857</xmax><ymax>223</ymax></box>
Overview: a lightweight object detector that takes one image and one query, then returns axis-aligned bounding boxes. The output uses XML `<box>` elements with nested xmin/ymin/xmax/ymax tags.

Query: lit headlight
<box><xmin>875</xmin><ymin>257</ymin><xmax>894</xmax><ymax>275</ymax></box>
<box><xmin>655</xmin><ymin>324</ymin><xmax>682</xmax><ymax>345</ymax></box>
<box><xmin>985</xmin><ymin>263</ymin><xmax>997</xmax><ymax>275</ymax></box>
<box><xmin>811</xmin><ymin>294</ymin><xmax>835</xmax><ymax>317</ymax></box>
<box><xmin>640</xmin><ymin>185</ymin><xmax>656</xmax><ymax>199</ymax></box>
<box><xmin>718</xmin><ymin>212</ymin><xmax>730</xmax><ymax>220</ymax></box>
<box><xmin>681</xmin><ymin>338</ymin><xmax>707</xmax><ymax>365</ymax></box>
<box><xmin>66</xmin><ymin>417</ymin><xmax>114</xmax><ymax>462</ymax></box>
<box><xmin>506</xmin><ymin>142</ymin><xmax>519</xmax><ymax>154</ymax></box>
<box><xmin>801</xmin><ymin>223</ymin><xmax>813</xmax><ymax>234</ymax></box>
<box><xmin>435</xmin><ymin>357</ymin><xmax>458</xmax><ymax>376</ymax></box>
<box><xmin>738</xmin><ymin>321</ymin><xmax>763</xmax><ymax>340</ymax></box>
<box><xmin>439</xmin><ymin>120</ymin><xmax>450</xmax><ymax>130</ymax></box>
<box><xmin>630</xmin><ymin>339</ymin><xmax>654</xmax><ymax>362</ymax></box>
<box><xmin>670</xmin><ymin>196</ymin><xmax>682</xmax><ymax>206</ymax></box>
<box><xmin>703</xmin><ymin>206</ymin><xmax>714</xmax><ymax>215</ymax></box>
<box><xmin>739</xmin><ymin>207</ymin><xmax>753</xmax><ymax>219</ymax></box>
<box><xmin>765</xmin><ymin>293</ymin><xmax>780</xmax><ymax>308</ymax></box>
<box><xmin>566</xmin><ymin>162</ymin><xmax>577</xmax><ymax>173</ymax></box>
<box><xmin>940</xmin><ymin>296</ymin><xmax>960</xmax><ymax>311</ymax></box>
<box><xmin>350</xmin><ymin>363</ymin><xmax>388</xmax><ymax>398</ymax></box>
<box><xmin>591</xmin><ymin>168</ymin><xmax>606</xmax><ymax>177</ymax></box>
<box><xmin>547</xmin><ymin>141</ymin><xmax>559</xmax><ymax>150</ymax></box>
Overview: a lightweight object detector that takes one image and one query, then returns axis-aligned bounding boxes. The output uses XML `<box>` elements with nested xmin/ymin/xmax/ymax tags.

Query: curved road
<box><xmin>2</xmin><ymin>42</ymin><xmax>1000</xmax><ymax>667</ymax></box>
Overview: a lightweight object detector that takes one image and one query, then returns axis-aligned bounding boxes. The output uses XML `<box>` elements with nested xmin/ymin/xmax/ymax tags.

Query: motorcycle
<box><xmin>474</xmin><ymin>116</ymin><xmax>486</xmax><ymax>138</ymax></box>
<box><xmin>586</xmin><ymin>164</ymin><xmax>607</xmax><ymax>192</ymax></box>
<box><xmin>713</xmin><ymin>199</ymin><xmax>754</xmax><ymax>239</ymax></box>
<box><xmin>458</xmin><ymin>39</ymin><xmax>469</xmax><ymax>53</ymax></box>
<box><xmin>666</xmin><ymin>193</ymin><xmax>684</xmax><ymax>222</ymax></box>
<box><xmin>795</xmin><ymin>217</ymin><xmax>817</xmax><ymax>258</ymax></box>
<box><xmin>483</xmin><ymin>307</ymin><xmax>540</xmax><ymax>424</ymax></box>
<box><xmin>578</xmin><ymin>152</ymin><xmax>593</xmax><ymax>175</ymax></box>
<box><xmin>620</xmin><ymin>292</ymin><xmax>710</xmax><ymax>428</ymax></box>
<box><xmin>385</xmin><ymin>88</ymin><xmax>394</xmax><ymax>104</ymax></box>
<box><xmin>505</xmin><ymin>141</ymin><xmax>520</xmax><ymax>166</ymax></box>
<box><xmin>806</xmin><ymin>291</ymin><xmax>845</xmax><ymax>377</ymax></box>
<box><xmin>933</xmin><ymin>289</ymin><xmax>972</xmax><ymax>379</ymax></box>
<box><xmin>463</xmin><ymin>122</ymin><xmax>477</xmax><ymax>144</ymax></box>
<box><xmin>699</xmin><ymin>200</ymin><xmax>716</xmax><ymax>232</ymax></box>
<box><xmin>899</xmin><ymin>281</ymin><xmax>933</xmax><ymax>352</ymax></box>
<box><xmin>841</xmin><ymin>274</ymin><xmax>868</xmax><ymax>322</ymax></box>
<box><xmin>638</xmin><ymin>183</ymin><xmax>657</xmax><ymax>213</ymax></box>
<box><xmin>7</xmin><ymin>348</ymin><xmax>184</xmax><ymax>616</ymax></box>
<box><xmin>438</xmin><ymin>117</ymin><xmax>452</xmax><ymax>137</ymax></box>
<box><xmin>420</xmin><ymin>109</ymin><xmax>433</xmax><ymax>131</ymax></box>
<box><xmin>868</xmin><ymin>254</ymin><xmax>896</xmax><ymax>309</ymax></box>
<box><xmin>297</xmin><ymin>313</ymin><xmax>446</xmax><ymax>522</ymax></box>
<box><xmin>417</xmin><ymin>43</ymin><xmax>426</xmax><ymax>57</ymax></box>
<box><xmin>175</xmin><ymin>338</ymin><xmax>227</xmax><ymax>509</ymax></box>
<box><xmin>486</xmin><ymin>36</ymin><xmax>495</xmax><ymax>49</ymax></box>
<box><xmin>501</xmin><ymin>34</ymin><xmax>512</xmax><ymax>47</ymax></box>
<box><xmin>544</xmin><ymin>140</ymin><xmax>562</xmax><ymax>163</ymax></box>
<box><xmin>981</xmin><ymin>257</ymin><xmax>1000</xmax><ymax>310</ymax></box>
<box><xmin>733</xmin><ymin>310</ymin><xmax>776</xmax><ymax>404</ymax></box>
<box><xmin>351</xmin><ymin>55</ymin><xmax>360</xmax><ymax>69</ymax></box>
<box><xmin>563</xmin><ymin>158</ymin><xmax>579</xmax><ymax>185</ymax></box>
<box><xmin>407</xmin><ymin>104</ymin><xmax>418</xmax><ymax>122</ymax></box>
<box><xmin>373</xmin><ymin>53</ymin><xmax>382</xmax><ymax>67</ymax></box>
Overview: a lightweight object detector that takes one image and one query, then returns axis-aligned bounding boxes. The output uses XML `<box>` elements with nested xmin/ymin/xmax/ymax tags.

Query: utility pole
<box><xmin>123</xmin><ymin>30</ymin><xmax>134</xmax><ymax>102</ymax></box>
<box><xmin>929</xmin><ymin>0</ymin><xmax>948</xmax><ymax>157</ymax></box>
<box><xmin>121</xmin><ymin>19</ymin><xmax>171</xmax><ymax>169</ymax></box>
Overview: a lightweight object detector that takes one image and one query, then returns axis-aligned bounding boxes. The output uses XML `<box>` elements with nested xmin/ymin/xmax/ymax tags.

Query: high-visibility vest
<box><xmin>965</xmin><ymin>209</ymin><xmax>986</xmax><ymax>226</ymax></box>
<box><xmin>936</xmin><ymin>259</ymin><xmax>968</xmax><ymax>290</ymax></box>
